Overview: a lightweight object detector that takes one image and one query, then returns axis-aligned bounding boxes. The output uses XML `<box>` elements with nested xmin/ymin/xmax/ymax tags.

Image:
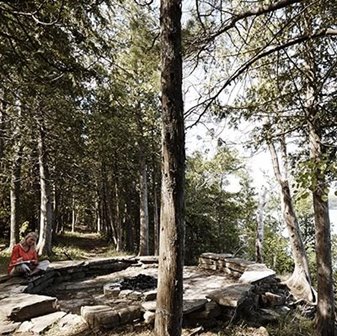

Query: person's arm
<box><xmin>9</xmin><ymin>245</ymin><xmax>23</xmax><ymax>267</ymax></box>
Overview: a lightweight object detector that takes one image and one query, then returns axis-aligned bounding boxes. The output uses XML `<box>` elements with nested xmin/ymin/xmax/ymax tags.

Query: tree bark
<box><xmin>268</xmin><ymin>139</ymin><xmax>314</xmax><ymax>302</ymax></box>
<box><xmin>154</xmin><ymin>0</ymin><xmax>185</xmax><ymax>334</ymax></box>
<box><xmin>95</xmin><ymin>199</ymin><xmax>101</xmax><ymax>234</ymax></box>
<box><xmin>9</xmin><ymin>129</ymin><xmax>23</xmax><ymax>249</ymax></box>
<box><xmin>71</xmin><ymin>195</ymin><xmax>76</xmax><ymax>233</ymax></box>
<box><xmin>139</xmin><ymin>158</ymin><xmax>149</xmax><ymax>255</ymax></box>
<box><xmin>0</xmin><ymin>92</ymin><xmax>6</xmax><ymax>162</ymax></box>
<box><xmin>154</xmin><ymin>183</ymin><xmax>160</xmax><ymax>256</ymax></box>
<box><xmin>255</xmin><ymin>187</ymin><xmax>267</xmax><ymax>263</ymax></box>
<box><xmin>309</xmin><ymin>121</ymin><xmax>335</xmax><ymax>336</ymax></box>
<box><xmin>36</xmin><ymin>118</ymin><xmax>53</xmax><ymax>256</ymax></box>
<box><xmin>114</xmin><ymin>179</ymin><xmax>123</xmax><ymax>252</ymax></box>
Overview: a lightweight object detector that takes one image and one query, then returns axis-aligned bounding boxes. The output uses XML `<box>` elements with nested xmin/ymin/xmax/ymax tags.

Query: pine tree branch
<box><xmin>191</xmin><ymin>0</ymin><xmax>303</xmax><ymax>51</ymax></box>
<box><xmin>186</xmin><ymin>28</ymin><xmax>337</xmax><ymax>129</ymax></box>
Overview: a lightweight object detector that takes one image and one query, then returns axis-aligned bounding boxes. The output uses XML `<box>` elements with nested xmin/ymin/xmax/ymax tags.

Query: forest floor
<box><xmin>0</xmin><ymin>231</ymin><xmax>314</xmax><ymax>336</ymax></box>
<box><xmin>0</xmin><ymin>230</ymin><xmax>120</xmax><ymax>275</ymax></box>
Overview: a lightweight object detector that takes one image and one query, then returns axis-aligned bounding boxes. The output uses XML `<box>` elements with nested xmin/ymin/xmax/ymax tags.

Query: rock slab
<box><xmin>0</xmin><ymin>293</ymin><xmax>59</xmax><ymax>322</ymax></box>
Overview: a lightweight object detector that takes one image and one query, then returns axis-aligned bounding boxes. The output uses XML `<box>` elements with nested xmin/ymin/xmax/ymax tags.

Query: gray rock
<box><xmin>118</xmin><ymin>305</ymin><xmax>142</xmax><ymax>324</ymax></box>
<box><xmin>186</xmin><ymin>301</ymin><xmax>221</xmax><ymax>319</ymax></box>
<box><xmin>41</xmin><ymin>313</ymin><xmax>89</xmax><ymax>336</ymax></box>
<box><xmin>239</xmin><ymin>264</ymin><xmax>275</xmax><ymax>284</ymax></box>
<box><xmin>261</xmin><ymin>292</ymin><xmax>286</xmax><ymax>307</ymax></box>
<box><xmin>81</xmin><ymin>305</ymin><xmax>119</xmax><ymax>328</ymax></box>
<box><xmin>206</xmin><ymin>284</ymin><xmax>253</xmax><ymax>307</ymax></box>
<box><xmin>141</xmin><ymin>301</ymin><xmax>156</xmax><ymax>312</ymax></box>
<box><xmin>127</xmin><ymin>291</ymin><xmax>143</xmax><ymax>301</ymax></box>
<box><xmin>0</xmin><ymin>322</ymin><xmax>20</xmax><ymax>335</ymax></box>
<box><xmin>119</xmin><ymin>289</ymin><xmax>133</xmax><ymax>298</ymax></box>
<box><xmin>137</xmin><ymin>256</ymin><xmax>158</xmax><ymax>264</ymax></box>
<box><xmin>183</xmin><ymin>299</ymin><xmax>208</xmax><ymax>314</ymax></box>
<box><xmin>143</xmin><ymin>311</ymin><xmax>155</xmax><ymax>324</ymax></box>
<box><xmin>0</xmin><ymin>293</ymin><xmax>59</xmax><ymax>321</ymax></box>
<box><xmin>143</xmin><ymin>290</ymin><xmax>157</xmax><ymax>301</ymax></box>
<box><xmin>30</xmin><ymin>311</ymin><xmax>67</xmax><ymax>334</ymax></box>
<box><xmin>17</xmin><ymin>320</ymin><xmax>34</xmax><ymax>333</ymax></box>
<box><xmin>103</xmin><ymin>284</ymin><xmax>121</xmax><ymax>298</ymax></box>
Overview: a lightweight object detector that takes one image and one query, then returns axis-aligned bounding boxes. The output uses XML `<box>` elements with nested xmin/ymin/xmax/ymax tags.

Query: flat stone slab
<box><xmin>183</xmin><ymin>299</ymin><xmax>208</xmax><ymax>314</ymax></box>
<box><xmin>17</xmin><ymin>320</ymin><xmax>34</xmax><ymax>333</ymax></box>
<box><xmin>137</xmin><ymin>256</ymin><xmax>158</xmax><ymax>264</ymax></box>
<box><xmin>81</xmin><ymin>305</ymin><xmax>117</xmax><ymax>328</ymax></box>
<box><xmin>239</xmin><ymin>264</ymin><xmax>275</xmax><ymax>284</ymax></box>
<box><xmin>30</xmin><ymin>311</ymin><xmax>67</xmax><ymax>334</ymax></box>
<box><xmin>81</xmin><ymin>304</ymin><xmax>140</xmax><ymax>329</ymax></box>
<box><xmin>0</xmin><ymin>293</ymin><xmax>59</xmax><ymax>321</ymax></box>
<box><xmin>141</xmin><ymin>301</ymin><xmax>156</xmax><ymax>312</ymax></box>
<box><xmin>199</xmin><ymin>253</ymin><xmax>233</xmax><ymax>260</ymax></box>
<box><xmin>224</xmin><ymin>258</ymin><xmax>255</xmax><ymax>273</ymax></box>
<box><xmin>0</xmin><ymin>321</ymin><xmax>20</xmax><ymax>335</ymax></box>
<box><xmin>43</xmin><ymin>313</ymin><xmax>88</xmax><ymax>336</ymax></box>
<box><xmin>141</xmin><ymin>299</ymin><xmax>208</xmax><ymax>315</ymax></box>
<box><xmin>206</xmin><ymin>284</ymin><xmax>253</xmax><ymax>307</ymax></box>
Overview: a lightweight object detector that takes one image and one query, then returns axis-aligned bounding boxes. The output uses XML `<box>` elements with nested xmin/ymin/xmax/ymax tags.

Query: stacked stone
<box><xmin>199</xmin><ymin>253</ymin><xmax>256</xmax><ymax>278</ymax></box>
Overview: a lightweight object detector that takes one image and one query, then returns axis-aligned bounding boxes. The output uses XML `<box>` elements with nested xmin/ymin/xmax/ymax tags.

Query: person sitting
<box><xmin>8</xmin><ymin>232</ymin><xmax>49</xmax><ymax>277</ymax></box>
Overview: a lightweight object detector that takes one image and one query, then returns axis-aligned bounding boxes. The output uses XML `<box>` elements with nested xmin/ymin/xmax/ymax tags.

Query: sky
<box><xmin>180</xmin><ymin>3</ymin><xmax>337</xmax><ymax>230</ymax></box>
<box><xmin>185</xmin><ymin>120</ymin><xmax>337</xmax><ymax>230</ymax></box>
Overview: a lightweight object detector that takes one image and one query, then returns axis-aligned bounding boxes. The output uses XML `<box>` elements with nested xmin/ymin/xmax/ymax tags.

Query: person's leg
<box><xmin>11</xmin><ymin>263</ymin><xmax>31</xmax><ymax>276</ymax></box>
<box><xmin>29</xmin><ymin>260</ymin><xmax>50</xmax><ymax>275</ymax></box>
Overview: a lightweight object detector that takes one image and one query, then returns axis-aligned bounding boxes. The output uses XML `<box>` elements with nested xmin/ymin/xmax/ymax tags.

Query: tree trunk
<box><xmin>114</xmin><ymin>179</ymin><xmax>123</xmax><ymax>252</ymax></box>
<box><xmin>53</xmin><ymin>183</ymin><xmax>58</xmax><ymax>233</ymax></box>
<box><xmin>154</xmin><ymin>0</ymin><xmax>184</xmax><ymax>334</ymax></box>
<box><xmin>268</xmin><ymin>139</ymin><xmax>314</xmax><ymax>302</ymax></box>
<box><xmin>139</xmin><ymin>158</ymin><xmax>149</xmax><ymax>255</ymax></box>
<box><xmin>71</xmin><ymin>195</ymin><xmax>76</xmax><ymax>233</ymax></box>
<box><xmin>125</xmin><ymin>196</ymin><xmax>135</xmax><ymax>252</ymax></box>
<box><xmin>154</xmin><ymin>184</ymin><xmax>160</xmax><ymax>256</ymax></box>
<box><xmin>0</xmin><ymin>93</ymin><xmax>6</xmax><ymax>162</ymax></box>
<box><xmin>36</xmin><ymin>119</ymin><xmax>53</xmax><ymax>256</ymax></box>
<box><xmin>255</xmin><ymin>187</ymin><xmax>267</xmax><ymax>263</ymax></box>
<box><xmin>9</xmin><ymin>137</ymin><xmax>23</xmax><ymax>249</ymax></box>
<box><xmin>309</xmin><ymin>121</ymin><xmax>335</xmax><ymax>336</ymax></box>
<box><xmin>95</xmin><ymin>199</ymin><xmax>101</xmax><ymax>234</ymax></box>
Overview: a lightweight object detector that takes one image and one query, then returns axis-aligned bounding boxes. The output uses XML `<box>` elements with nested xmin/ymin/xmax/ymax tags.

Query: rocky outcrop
<box><xmin>0</xmin><ymin>256</ymin><xmax>139</xmax><ymax>335</ymax></box>
<box><xmin>0</xmin><ymin>253</ymin><xmax>307</xmax><ymax>335</ymax></box>
<box><xmin>0</xmin><ymin>294</ymin><xmax>59</xmax><ymax>322</ymax></box>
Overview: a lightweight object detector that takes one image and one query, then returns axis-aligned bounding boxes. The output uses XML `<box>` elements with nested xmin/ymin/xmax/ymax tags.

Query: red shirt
<box><xmin>8</xmin><ymin>243</ymin><xmax>38</xmax><ymax>274</ymax></box>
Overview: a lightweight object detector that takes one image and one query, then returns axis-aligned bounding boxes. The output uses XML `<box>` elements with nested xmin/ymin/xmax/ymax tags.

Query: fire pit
<box><xmin>103</xmin><ymin>274</ymin><xmax>158</xmax><ymax>301</ymax></box>
<box><xmin>120</xmin><ymin>274</ymin><xmax>157</xmax><ymax>291</ymax></box>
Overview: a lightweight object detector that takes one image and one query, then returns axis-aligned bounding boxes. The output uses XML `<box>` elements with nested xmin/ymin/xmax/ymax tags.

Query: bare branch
<box><xmin>186</xmin><ymin>28</ymin><xmax>337</xmax><ymax>129</ymax></box>
<box><xmin>192</xmin><ymin>0</ymin><xmax>303</xmax><ymax>51</ymax></box>
<box><xmin>3</xmin><ymin>0</ymin><xmax>65</xmax><ymax>26</ymax></box>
